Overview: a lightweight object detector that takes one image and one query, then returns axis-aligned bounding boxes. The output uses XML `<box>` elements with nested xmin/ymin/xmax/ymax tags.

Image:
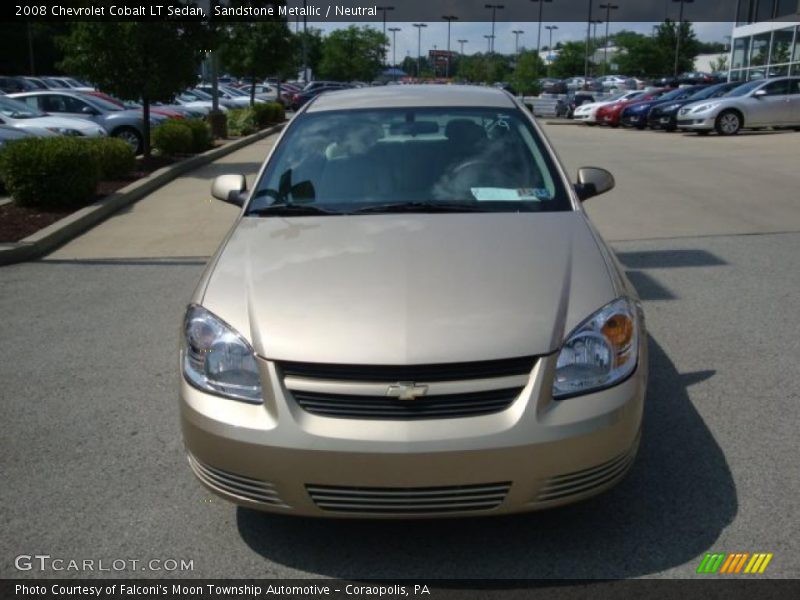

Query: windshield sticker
<box><xmin>470</xmin><ymin>188</ymin><xmax>550</xmax><ymax>202</ymax></box>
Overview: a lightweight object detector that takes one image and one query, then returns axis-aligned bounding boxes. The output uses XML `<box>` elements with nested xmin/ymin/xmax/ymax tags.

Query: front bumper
<box><xmin>180</xmin><ymin>344</ymin><xmax>647</xmax><ymax>518</ymax></box>
<box><xmin>647</xmin><ymin>113</ymin><xmax>677</xmax><ymax>129</ymax></box>
<box><xmin>676</xmin><ymin>114</ymin><xmax>716</xmax><ymax>130</ymax></box>
<box><xmin>620</xmin><ymin>113</ymin><xmax>647</xmax><ymax>128</ymax></box>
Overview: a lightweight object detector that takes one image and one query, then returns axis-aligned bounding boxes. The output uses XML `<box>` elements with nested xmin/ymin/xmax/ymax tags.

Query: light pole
<box><xmin>377</xmin><ymin>6</ymin><xmax>395</xmax><ymax>67</ymax></box>
<box><xmin>584</xmin><ymin>0</ymin><xmax>593</xmax><ymax>81</ymax></box>
<box><xmin>484</xmin><ymin>34</ymin><xmax>494</xmax><ymax>54</ymax></box>
<box><xmin>458</xmin><ymin>39</ymin><xmax>468</xmax><ymax>54</ymax></box>
<box><xmin>413</xmin><ymin>23</ymin><xmax>428</xmax><ymax>78</ymax></box>
<box><xmin>485</xmin><ymin>4</ymin><xmax>504</xmax><ymax>54</ymax></box>
<box><xmin>545</xmin><ymin>25</ymin><xmax>558</xmax><ymax>75</ymax></box>
<box><xmin>442</xmin><ymin>15</ymin><xmax>458</xmax><ymax>78</ymax></box>
<box><xmin>673</xmin><ymin>0</ymin><xmax>695</xmax><ymax>77</ymax></box>
<box><xmin>599</xmin><ymin>3</ymin><xmax>619</xmax><ymax>76</ymax></box>
<box><xmin>512</xmin><ymin>30</ymin><xmax>524</xmax><ymax>56</ymax></box>
<box><xmin>531</xmin><ymin>0</ymin><xmax>553</xmax><ymax>56</ymax></box>
<box><xmin>388</xmin><ymin>27</ymin><xmax>401</xmax><ymax>68</ymax></box>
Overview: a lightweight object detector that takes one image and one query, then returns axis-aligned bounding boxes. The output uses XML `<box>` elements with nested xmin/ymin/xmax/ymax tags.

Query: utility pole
<box><xmin>389</xmin><ymin>27</ymin><xmax>401</xmax><ymax>68</ymax></box>
<box><xmin>512</xmin><ymin>30</ymin><xmax>524</xmax><ymax>56</ymax></box>
<box><xmin>377</xmin><ymin>6</ymin><xmax>395</xmax><ymax>67</ymax></box>
<box><xmin>442</xmin><ymin>15</ymin><xmax>458</xmax><ymax>78</ymax></box>
<box><xmin>531</xmin><ymin>0</ymin><xmax>553</xmax><ymax>56</ymax></box>
<box><xmin>599</xmin><ymin>3</ymin><xmax>619</xmax><ymax>76</ymax></box>
<box><xmin>485</xmin><ymin>4</ymin><xmax>504</xmax><ymax>54</ymax></box>
<box><xmin>413</xmin><ymin>23</ymin><xmax>428</xmax><ymax>78</ymax></box>
<box><xmin>673</xmin><ymin>0</ymin><xmax>695</xmax><ymax>77</ymax></box>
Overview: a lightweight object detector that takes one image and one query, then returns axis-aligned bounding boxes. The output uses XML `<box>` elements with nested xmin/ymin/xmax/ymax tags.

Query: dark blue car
<box><xmin>647</xmin><ymin>82</ymin><xmax>742</xmax><ymax>131</ymax></box>
<box><xmin>620</xmin><ymin>85</ymin><xmax>708</xmax><ymax>129</ymax></box>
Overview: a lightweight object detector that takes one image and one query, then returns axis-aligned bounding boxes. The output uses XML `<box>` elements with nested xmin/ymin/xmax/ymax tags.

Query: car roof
<box><xmin>306</xmin><ymin>84</ymin><xmax>517</xmax><ymax>112</ymax></box>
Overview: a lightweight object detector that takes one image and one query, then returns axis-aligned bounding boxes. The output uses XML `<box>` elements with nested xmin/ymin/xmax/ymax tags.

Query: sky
<box><xmin>296</xmin><ymin>21</ymin><xmax>735</xmax><ymax>61</ymax></box>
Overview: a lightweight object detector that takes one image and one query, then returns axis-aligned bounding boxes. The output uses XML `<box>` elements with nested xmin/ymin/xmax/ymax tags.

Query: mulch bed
<box><xmin>0</xmin><ymin>155</ymin><xmax>177</xmax><ymax>243</ymax></box>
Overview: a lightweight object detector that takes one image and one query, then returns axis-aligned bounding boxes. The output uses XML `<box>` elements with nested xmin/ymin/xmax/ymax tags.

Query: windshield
<box><xmin>0</xmin><ymin>97</ymin><xmax>45</xmax><ymax>119</ymax></box>
<box><xmin>725</xmin><ymin>80</ymin><xmax>764</xmax><ymax>97</ymax></box>
<box><xmin>190</xmin><ymin>89</ymin><xmax>213</xmax><ymax>100</ymax></box>
<box><xmin>82</xmin><ymin>95</ymin><xmax>122</xmax><ymax>112</ymax></box>
<box><xmin>222</xmin><ymin>86</ymin><xmax>247</xmax><ymax>97</ymax></box>
<box><xmin>657</xmin><ymin>88</ymin><xmax>687</xmax><ymax>102</ymax></box>
<box><xmin>687</xmin><ymin>83</ymin><xmax>731</xmax><ymax>101</ymax></box>
<box><xmin>248</xmin><ymin>107</ymin><xmax>571</xmax><ymax>216</ymax></box>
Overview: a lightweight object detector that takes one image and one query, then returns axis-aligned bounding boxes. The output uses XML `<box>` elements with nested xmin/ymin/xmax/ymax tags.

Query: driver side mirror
<box><xmin>574</xmin><ymin>167</ymin><xmax>615</xmax><ymax>201</ymax></box>
<box><xmin>753</xmin><ymin>89</ymin><xmax>767</xmax><ymax>98</ymax></box>
<box><xmin>211</xmin><ymin>174</ymin><xmax>247</xmax><ymax>206</ymax></box>
<box><xmin>81</xmin><ymin>105</ymin><xmax>99</xmax><ymax>115</ymax></box>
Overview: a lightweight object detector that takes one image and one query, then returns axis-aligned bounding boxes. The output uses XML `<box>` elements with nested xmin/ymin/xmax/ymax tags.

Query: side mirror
<box><xmin>574</xmin><ymin>167</ymin><xmax>615</xmax><ymax>201</ymax></box>
<box><xmin>81</xmin><ymin>105</ymin><xmax>98</xmax><ymax>115</ymax></box>
<box><xmin>753</xmin><ymin>89</ymin><xmax>767</xmax><ymax>98</ymax></box>
<box><xmin>211</xmin><ymin>174</ymin><xmax>247</xmax><ymax>206</ymax></box>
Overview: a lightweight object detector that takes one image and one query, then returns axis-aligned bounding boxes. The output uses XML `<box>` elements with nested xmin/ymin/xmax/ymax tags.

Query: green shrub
<box><xmin>87</xmin><ymin>137</ymin><xmax>136</xmax><ymax>180</ymax></box>
<box><xmin>0</xmin><ymin>137</ymin><xmax>98</xmax><ymax>209</ymax></box>
<box><xmin>227</xmin><ymin>108</ymin><xmax>257</xmax><ymax>137</ymax></box>
<box><xmin>207</xmin><ymin>110</ymin><xmax>227</xmax><ymax>139</ymax></box>
<box><xmin>151</xmin><ymin>120</ymin><xmax>193</xmax><ymax>155</ymax></box>
<box><xmin>183</xmin><ymin>118</ymin><xmax>213</xmax><ymax>152</ymax></box>
<box><xmin>251</xmin><ymin>102</ymin><xmax>286</xmax><ymax>128</ymax></box>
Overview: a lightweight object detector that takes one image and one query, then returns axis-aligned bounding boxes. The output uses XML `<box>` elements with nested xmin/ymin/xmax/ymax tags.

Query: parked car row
<box><xmin>538</xmin><ymin>72</ymin><xmax>725</xmax><ymax>95</ymax></box>
<box><xmin>573</xmin><ymin>77</ymin><xmax>800</xmax><ymax>136</ymax></box>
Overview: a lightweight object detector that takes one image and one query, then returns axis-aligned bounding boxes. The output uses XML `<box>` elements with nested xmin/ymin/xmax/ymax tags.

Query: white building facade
<box><xmin>728</xmin><ymin>0</ymin><xmax>800</xmax><ymax>81</ymax></box>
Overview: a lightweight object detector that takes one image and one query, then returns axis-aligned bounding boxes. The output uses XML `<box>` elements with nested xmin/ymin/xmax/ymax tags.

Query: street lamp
<box><xmin>599</xmin><ymin>3</ymin><xmax>619</xmax><ymax>76</ymax></box>
<box><xmin>484</xmin><ymin>34</ymin><xmax>495</xmax><ymax>54</ymax></box>
<box><xmin>413</xmin><ymin>23</ymin><xmax>428</xmax><ymax>78</ymax></box>
<box><xmin>530</xmin><ymin>0</ymin><xmax>553</xmax><ymax>56</ymax></box>
<box><xmin>545</xmin><ymin>25</ymin><xmax>558</xmax><ymax>76</ymax></box>
<box><xmin>485</xmin><ymin>4</ymin><xmax>504</xmax><ymax>54</ymax></box>
<box><xmin>458</xmin><ymin>39</ymin><xmax>468</xmax><ymax>54</ymax></box>
<box><xmin>377</xmin><ymin>6</ymin><xmax>395</xmax><ymax>67</ymax></box>
<box><xmin>442</xmin><ymin>15</ymin><xmax>458</xmax><ymax>78</ymax></box>
<box><xmin>673</xmin><ymin>0</ymin><xmax>695</xmax><ymax>77</ymax></box>
<box><xmin>584</xmin><ymin>0</ymin><xmax>593</xmax><ymax>81</ymax></box>
<box><xmin>512</xmin><ymin>29</ymin><xmax>524</xmax><ymax>55</ymax></box>
<box><xmin>591</xmin><ymin>19</ymin><xmax>603</xmax><ymax>75</ymax></box>
<box><xmin>388</xmin><ymin>27</ymin><xmax>401</xmax><ymax>68</ymax></box>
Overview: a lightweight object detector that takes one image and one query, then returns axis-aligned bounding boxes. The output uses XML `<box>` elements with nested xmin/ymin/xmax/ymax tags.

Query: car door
<box><xmin>746</xmin><ymin>79</ymin><xmax>791</xmax><ymax>126</ymax></box>
<box><xmin>788</xmin><ymin>79</ymin><xmax>800</xmax><ymax>125</ymax></box>
<box><xmin>38</xmin><ymin>93</ymin><xmax>94</xmax><ymax>121</ymax></box>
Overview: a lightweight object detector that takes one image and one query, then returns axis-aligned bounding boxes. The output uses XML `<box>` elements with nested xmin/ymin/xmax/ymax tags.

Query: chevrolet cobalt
<box><xmin>180</xmin><ymin>86</ymin><xmax>647</xmax><ymax>517</ymax></box>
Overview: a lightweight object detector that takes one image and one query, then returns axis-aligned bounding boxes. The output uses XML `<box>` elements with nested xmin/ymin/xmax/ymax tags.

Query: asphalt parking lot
<box><xmin>2</xmin><ymin>124</ymin><xmax>799</xmax><ymax>579</ymax></box>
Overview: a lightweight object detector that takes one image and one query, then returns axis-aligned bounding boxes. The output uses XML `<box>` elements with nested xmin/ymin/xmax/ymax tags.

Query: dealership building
<box><xmin>728</xmin><ymin>0</ymin><xmax>800</xmax><ymax>81</ymax></box>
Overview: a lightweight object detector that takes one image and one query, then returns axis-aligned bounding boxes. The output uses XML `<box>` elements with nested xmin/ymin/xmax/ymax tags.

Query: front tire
<box><xmin>715</xmin><ymin>111</ymin><xmax>742</xmax><ymax>136</ymax></box>
<box><xmin>112</xmin><ymin>127</ymin><xmax>143</xmax><ymax>154</ymax></box>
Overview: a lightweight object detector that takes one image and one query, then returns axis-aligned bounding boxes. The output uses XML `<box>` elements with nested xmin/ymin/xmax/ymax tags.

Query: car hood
<box><xmin>19</xmin><ymin>115</ymin><xmax>105</xmax><ymax>133</ymax></box>
<box><xmin>201</xmin><ymin>212</ymin><xmax>618</xmax><ymax>365</ymax></box>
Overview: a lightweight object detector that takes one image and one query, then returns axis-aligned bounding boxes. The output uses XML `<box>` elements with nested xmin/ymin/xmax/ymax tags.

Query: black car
<box><xmin>647</xmin><ymin>81</ymin><xmax>742</xmax><ymax>131</ymax></box>
<box><xmin>620</xmin><ymin>85</ymin><xmax>707</xmax><ymax>129</ymax></box>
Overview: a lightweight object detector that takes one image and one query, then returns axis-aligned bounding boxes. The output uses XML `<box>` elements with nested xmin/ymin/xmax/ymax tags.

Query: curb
<box><xmin>0</xmin><ymin>122</ymin><xmax>285</xmax><ymax>267</ymax></box>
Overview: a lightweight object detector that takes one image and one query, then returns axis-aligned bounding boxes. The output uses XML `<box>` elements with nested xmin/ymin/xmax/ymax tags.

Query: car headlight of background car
<box><xmin>46</xmin><ymin>127</ymin><xmax>82</xmax><ymax>136</ymax></box>
<box><xmin>182</xmin><ymin>305</ymin><xmax>262</xmax><ymax>403</ymax></box>
<box><xmin>690</xmin><ymin>102</ymin><xmax>719</xmax><ymax>113</ymax></box>
<box><xmin>553</xmin><ymin>297</ymin><xmax>640</xmax><ymax>399</ymax></box>
<box><xmin>660</xmin><ymin>103</ymin><xmax>682</xmax><ymax>113</ymax></box>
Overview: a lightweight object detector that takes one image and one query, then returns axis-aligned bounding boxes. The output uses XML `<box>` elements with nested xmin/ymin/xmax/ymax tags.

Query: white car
<box><xmin>598</xmin><ymin>75</ymin><xmax>630</xmax><ymax>90</ymax></box>
<box><xmin>573</xmin><ymin>91</ymin><xmax>646</xmax><ymax>124</ymax></box>
<box><xmin>0</xmin><ymin>96</ymin><xmax>106</xmax><ymax>138</ymax></box>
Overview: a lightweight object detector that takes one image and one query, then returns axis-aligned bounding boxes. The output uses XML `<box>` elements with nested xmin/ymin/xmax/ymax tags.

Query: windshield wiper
<box><xmin>247</xmin><ymin>204</ymin><xmax>340</xmax><ymax>217</ymax></box>
<box><xmin>351</xmin><ymin>201</ymin><xmax>490</xmax><ymax>214</ymax></box>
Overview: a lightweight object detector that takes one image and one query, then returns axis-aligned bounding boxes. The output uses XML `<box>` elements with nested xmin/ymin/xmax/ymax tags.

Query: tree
<box><xmin>59</xmin><ymin>18</ymin><xmax>204</xmax><ymax>157</ymax></box>
<box><xmin>510</xmin><ymin>51</ymin><xmax>545</xmax><ymax>95</ymax></box>
<box><xmin>655</xmin><ymin>20</ymin><xmax>700</xmax><ymax>75</ymax></box>
<box><xmin>550</xmin><ymin>42</ymin><xmax>589</xmax><ymax>79</ymax></box>
<box><xmin>220</xmin><ymin>20</ymin><xmax>293</xmax><ymax>105</ymax></box>
<box><xmin>709</xmin><ymin>55</ymin><xmax>729</xmax><ymax>73</ymax></box>
<box><xmin>318</xmin><ymin>26</ymin><xmax>387</xmax><ymax>82</ymax></box>
<box><xmin>290</xmin><ymin>28</ymin><xmax>324</xmax><ymax>80</ymax></box>
<box><xmin>456</xmin><ymin>54</ymin><xmax>512</xmax><ymax>84</ymax></box>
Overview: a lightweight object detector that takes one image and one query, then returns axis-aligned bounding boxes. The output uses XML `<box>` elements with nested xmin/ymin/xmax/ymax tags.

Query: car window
<box><xmin>761</xmin><ymin>80</ymin><xmax>790</xmax><ymax>96</ymax></box>
<box><xmin>40</xmin><ymin>94</ymin><xmax>89</xmax><ymax>113</ymax></box>
<box><xmin>249</xmin><ymin>107</ymin><xmax>571</xmax><ymax>215</ymax></box>
<box><xmin>787</xmin><ymin>79</ymin><xmax>800</xmax><ymax>95</ymax></box>
<box><xmin>0</xmin><ymin>97</ymin><xmax>45</xmax><ymax>118</ymax></box>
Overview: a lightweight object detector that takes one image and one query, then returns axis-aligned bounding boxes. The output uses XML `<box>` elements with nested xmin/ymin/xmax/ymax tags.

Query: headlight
<box><xmin>46</xmin><ymin>127</ymin><xmax>82</xmax><ymax>136</ymax></box>
<box><xmin>692</xmin><ymin>102</ymin><xmax>719</xmax><ymax>113</ymax></box>
<box><xmin>182</xmin><ymin>305</ymin><xmax>262</xmax><ymax>403</ymax></box>
<box><xmin>553</xmin><ymin>298</ymin><xmax>640</xmax><ymax>399</ymax></box>
<box><xmin>661</xmin><ymin>103</ymin><xmax>681</xmax><ymax>112</ymax></box>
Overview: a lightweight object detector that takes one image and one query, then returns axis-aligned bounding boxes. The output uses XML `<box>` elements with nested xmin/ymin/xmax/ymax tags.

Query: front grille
<box><xmin>533</xmin><ymin>443</ymin><xmax>637</xmax><ymax>504</ymax></box>
<box><xmin>292</xmin><ymin>387</ymin><xmax>523</xmax><ymax>420</ymax></box>
<box><xmin>306</xmin><ymin>482</ymin><xmax>511</xmax><ymax>514</ymax></box>
<box><xmin>277</xmin><ymin>356</ymin><xmax>535</xmax><ymax>382</ymax></box>
<box><xmin>188</xmin><ymin>455</ymin><xmax>288</xmax><ymax>507</ymax></box>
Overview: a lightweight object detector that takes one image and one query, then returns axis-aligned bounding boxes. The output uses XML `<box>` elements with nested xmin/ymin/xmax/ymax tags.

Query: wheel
<box><xmin>794</xmin><ymin>127</ymin><xmax>800</xmax><ymax>132</ymax></box>
<box><xmin>715</xmin><ymin>111</ymin><xmax>741</xmax><ymax>136</ymax></box>
<box><xmin>112</xmin><ymin>127</ymin><xmax>143</xmax><ymax>154</ymax></box>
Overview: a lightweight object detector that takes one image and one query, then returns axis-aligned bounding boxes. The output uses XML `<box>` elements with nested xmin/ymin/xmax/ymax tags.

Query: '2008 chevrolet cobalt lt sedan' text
<box><xmin>179</xmin><ymin>85</ymin><xmax>647</xmax><ymax>518</ymax></box>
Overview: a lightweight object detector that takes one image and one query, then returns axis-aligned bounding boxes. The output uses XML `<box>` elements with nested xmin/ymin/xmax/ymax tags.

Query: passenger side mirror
<box><xmin>753</xmin><ymin>89</ymin><xmax>767</xmax><ymax>98</ymax></box>
<box><xmin>211</xmin><ymin>174</ymin><xmax>247</xmax><ymax>206</ymax></box>
<box><xmin>574</xmin><ymin>167</ymin><xmax>615</xmax><ymax>201</ymax></box>
<box><xmin>81</xmin><ymin>105</ymin><xmax>99</xmax><ymax>115</ymax></box>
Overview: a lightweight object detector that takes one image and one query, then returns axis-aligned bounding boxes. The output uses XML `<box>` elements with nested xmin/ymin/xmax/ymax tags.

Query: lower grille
<box><xmin>307</xmin><ymin>482</ymin><xmax>511</xmax><ymax>514</ymax></box>
<box><xmin>188</xmin><ymin>455</ymin><xmax>288</xmax><ymax>507</ymax></box>
<box><xmin>533</xmin><ymin>443</ymin><xmax>637</xmax><ymax>504</ymax></box>
<box><xmin>292</xmin><ymin>387</ymin><xmax>523</xmax><ymax>420</ymax></box>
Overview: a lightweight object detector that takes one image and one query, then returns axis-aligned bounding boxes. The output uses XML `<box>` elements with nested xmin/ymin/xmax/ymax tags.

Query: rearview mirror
<box><xmin>211</xmin><ymin>174</ymin><xmax>247</xmax><ymax>206</ymax></box>
<box><xmin>574</xmin><ymin>167</ymin><xmax>615</xmax><ymax>201</ymax></box>
<box><xmin>753</xmin><ymin>89</ymin><xmax>767</xmax><ymax>98</ymax></box>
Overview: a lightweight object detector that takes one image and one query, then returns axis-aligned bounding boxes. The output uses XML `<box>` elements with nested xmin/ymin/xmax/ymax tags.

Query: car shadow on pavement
<box><xmin>236</xmin><ymin>336</ymin><xmax>735</xmax><ymax>580</ymax></box>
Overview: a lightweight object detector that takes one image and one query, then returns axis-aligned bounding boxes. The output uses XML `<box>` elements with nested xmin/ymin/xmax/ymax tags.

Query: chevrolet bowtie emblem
<box><xmin>386</xmin><ymin>382</ymin><xmax>429</xmax><ymax>401</ymax></box>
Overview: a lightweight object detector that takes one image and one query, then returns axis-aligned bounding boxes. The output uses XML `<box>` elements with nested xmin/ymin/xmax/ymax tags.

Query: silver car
<box><xmin>677</xmin><ymin>77</ymin><xmax>800</xmax><ymax>135</ymax></box>
<box><xmin>180</xmin><ymin>85</ymin><xmax>647</xmax><ymax>518</ymax></box>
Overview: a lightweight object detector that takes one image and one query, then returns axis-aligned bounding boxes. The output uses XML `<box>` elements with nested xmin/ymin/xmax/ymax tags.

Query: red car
<box><xmin>595</xmin><ymin>90</ymin><xmax>665</xmax><ymax>127</ymax></box>
<box><xmin>84</xmin><ymin>91</ymin><xmax>186</xmax><ymax>120</ymax></box>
